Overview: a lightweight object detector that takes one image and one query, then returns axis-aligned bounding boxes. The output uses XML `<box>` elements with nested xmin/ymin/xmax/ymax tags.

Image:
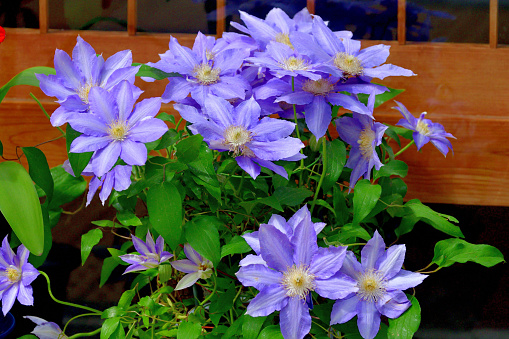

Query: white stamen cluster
<box><xmin>77</xmin><ymin>82</ymin><xmax>96</xmax><ymax>104</ymax></box>
<box><xmin>416</xmin><ymin>114</ymin><xmax>431</xmax><ymax>136</ymax></box>
<box><xmin>281</xmin><ymin>264</ymin><xmax>315</xmax><ymax>299</ymax></box>
<box><xmin>358</xmin><ymin>128</ymin><xmax>375</xmax><ymax>159</ymax></box>
<box><xmin>223</xmin><ymin>125</ymin><xmax>254</xmax><ymax>157</ymax></box>
<box><xmin>302</xmin><ymin>78</ymin><xmax>334</xmax><ymax>96</ymax></box>
<box><xmin>274</xmin><ymin>33</ymin><xmax>294</xmax><ymax>49</ymax></box>
<box><xmin>356</xmin><ymin>269</ymin><xmax>387</xmax><ymax>302</ymax></box>
<box><xmin>333</xmin><ymin>52</ymin><xmax>363</xmax><ymax>77</ymax></box>
<box><xmin>108</xmin><ymin>120</ymin><xmax>129</xmax><ymax>141</ymax></box>
<box><xmin>194</xmin><ymin>63</ymin><xmax>221</xmax><ymax>85</ymax></box>
<box><xmin>6</xmin><ymin>266</ymin><xmax>21</xmax><ymax>283</ymax></box>
<box><xmin>279</xmin><ymin>57</ymin><xmax>309</xmax><ymax>72</ymax></box>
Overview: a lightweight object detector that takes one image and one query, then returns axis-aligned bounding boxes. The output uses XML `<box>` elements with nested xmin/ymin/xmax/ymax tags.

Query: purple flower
<box><xmin>394</xmin><ymin>101</ymin><xmax>455</xmax><ymax>156</ymax></box>
<box><xmin>36</xmin><ymin>36</ymin><xmax>140</xmax><ymax>127</ymax></box>
<box><xmin>170</xmin><ymin>244</ymin><xmax>213</xmax><ymax>290</ymax></box>
<box><xmin>67</xmin><ymin>80</ymin><xmax>168</xmax><ymax>177</ymax></box>
<box><xmin>148</xmin><ymin>33</ymin><xmax>250</xmax><ymax>106</ymax></box>
<box><xmin>24</xmin><ymin>316</ymin><xmax>66</xmax><ymax>339</ymax></box>
<box><xmin>119</xmin><ymin>232</ymin><xmax>173</xmax><ymax>274</ymax></box>
<box><xmin>236</xmin><ymin>207</ymin><xmax>358</xmax><ymax>339</ymax></box>
<box><xmin>336</xmin><ymin>104</ymin><xmax>388</xmax><ymax>187</ymax></box>
<box><xmin>0</xmin><ymin>236</ymin><xmax>39</xmax><ymax>315</ymax></box>
<box><xmin>175</xmin><ymin>95</ymin><xmax>305</xmax><ymax>179</ymax></box>
<box><xmin>330</xmin><ymin>231</ymin><xmax>427</xmax><ymax>339</ymax></box>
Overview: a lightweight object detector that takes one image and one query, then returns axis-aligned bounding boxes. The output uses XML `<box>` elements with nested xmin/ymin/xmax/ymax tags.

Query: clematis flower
<box><xmin>0</xmin><ymin>236</ymin><xmax>39</xmax><ymax>315</ymax></box>
<box><xmin>236</xmin><ymin>207</ymin><xmax>358</xmax><ymax>339</ymax></box>
<box><xmin>336</xmin><ymin>102</ymin><xmax>388</xmax><ymax>187</ymax></box>
<box><xmin>36</xmin><ymin>36</ymin><xmax>140</xmax><ymax>126</ymax></box>
<box><xmin>67</xmin><ymin>80</ymin><xmax>168</xmax><ymax>177</ymax></box>
<box><xmin>171</xmin><ymin>244</ymin><xmax>213</xmax><ymax>290</ymax></box>
<box><xmin>394</xmin><ymin>101</ymin><xmax>455</xmax><ymax>156</ymax></box>
<box><xmin>24</xmin><ymin>316</ymin><xmax>67</xmax><ymax>339</ymax></box>
<box><xmin>175</xmin><ymin>95</ymin><xmax>305</xmax><ymax>179</ymax></box>
<box><xmin>330</xmin><ymin>231</ymin><xmax>427</xmax><ymax>339</ymax></box>
<box><xmin>119</xmin><ymin>232</ymin><xmax>173</xmax><ymax>274</ymax></box>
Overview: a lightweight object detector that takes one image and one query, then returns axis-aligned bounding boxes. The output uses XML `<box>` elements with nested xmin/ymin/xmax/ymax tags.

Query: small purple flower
<box><xmin>170</xmin><ymin>244</ymin><xmax>213</xmax><ymax>290</ymax></box>
<box><xmin>394</xmin><ymin>101</ymin><xmax>455</xmax><ymax>156</ymax></box>
<box><xmin>119</xmin><ymin>232</ymin><xmax>173</xmax><ymax>274</ymax></box>
<box><xmin>336</xmin><ymin>102</ymin><xmax>388</xmax><ymax>187</ymax></box>
<box><xmin>236</xmin><ymin>206</ymin><xmax>358</xmax><ymax>339</ymax></box>
<box><xmin>36</xmin><ymin>36</ymin><xmax>141</xmax><ymax>127</ymax></box>
<box><xmin>330</xmin><ymin>231</ymin><xmax>427</xmax><ymax>339</ymax></box>
<box><xmin>87</xmin><ymin>165</ymin><xmax>132</xmax><ymax>206</ymax></box>
<box><xmin>67</xmin><ymin>80</ymin><xmax>168</xmax><ymax>177</ymax></box>
<box><xmin>0</xmin><ymin>236</ymin><xmax>39</xmax><ymax>315</ymax></box>
<box><xmin>24</xmin><ymin>316</ymin><xmax>66</xmax><ymax>339</ymax></box>
<box><xmin>175</xmin><ymin>95</ymin><xmax>305</xmax><ymax>179</ymax></box>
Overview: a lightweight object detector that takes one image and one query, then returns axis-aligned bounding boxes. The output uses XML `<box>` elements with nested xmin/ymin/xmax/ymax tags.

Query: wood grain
<box><xmin>1</xmin><ymin>30</ymin><xmax>509</xmax><ymax>206</ymax></box>
<box><xmin>127</xmin><ymin>0</ymin><xmax>137</xmax><ymax>36</ymax></box>
<box><xmin>490</xmin><ymin>0</ymin><xmax>499</xmax><ymax>48</ymax></box>
<box><xmin>39</xmin><ymin>0</ymin><xmax>49</xmax><ymax>34</ymax></box>
<box><xmin>398</xmin><ymin>0</ymin><xmax>406</xmax><ymax>45</ymax></box>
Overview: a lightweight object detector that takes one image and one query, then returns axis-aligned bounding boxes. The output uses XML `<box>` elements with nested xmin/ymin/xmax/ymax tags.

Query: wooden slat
<box><xmin>307</xmin><ymin>0</ymin><xmax>315</xmax><ymax>15</ymax></box>
<box><xmin>490</xmin><ymin>0</ymin><xmax>499</xmax><ymax>48</ymax></box>
<box><xmin>39</xmin><ymin>0</ymin><xmax>49</xmax><ymax>33</ymax></box>
<box><xmin>216</xmin><ymin>0</ymin><xmax>226</xmax><ymax>37</ymax></box>
<box><xmin>127</xmin><ymin>0</ymin><xmax>137</xmax><ymax>36</ymax></box>
<box><xmin>398</xmin><ymin>0</ymin><xmax>406</xmax><ymax>45</ymax></box>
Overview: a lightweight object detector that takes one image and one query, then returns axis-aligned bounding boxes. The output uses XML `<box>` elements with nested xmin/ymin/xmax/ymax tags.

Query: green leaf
<box><xmin>0</xmin><ymin>66</ymin><xmax>55</xmax><ymax>103</ymax></box>
<box><xmin>81</xmin><ymin>229</ymin><xmax>103</xmax><ymax>265</ymax></box>
<box><xmin>47</xmin><ymin>165</ymin><xmax>87</xmax><ymax>210</ymax></box>
<box><xmin>147</xmin><ymin>182</ymin><xmax>182</xmax><ymax>250</ymax></box>
<box><xmin>187</xmin><ymin>144</ymin><xmax>221</xmax><ymax>201</ymax></box>
<box><xmin>357</xmin><ymin>86</ymin><xmax>404</xmax><ymax>108</ymax></box>
<box><xmin>257</xmin><ymin>325</ymin><xmax>284</xmax><ymax>339</ymax></box>
<box><xmin>221</xmin><ymin>235</ymin><xmax>252</xmax><ymax>258</ymax></box>
<box><xmin>156</xmin><ymin>112</ymin><xmax>176</xmax><ymax>124</ymax></box>
<box><xmin>337</xmin><ymin>223</ymin><xmax>372</xmax><ymax>243</ymax></box>
<box><xmin>116</xmin><ymin>210</ymin><xmax>142</xmax><ymax>226</ymax></box>
<box><xmin>17</xmin><ymin>335</ymin><xmax>38</xmax><ymax>339</ymax></box>
<box><xmin>185</xmin><ymin>216</ymin><xmax>221</xmax><ymax>268</ymax></box>
<box><xmin>28</xmin><ymin>204</ymin><xmax>52</xmax><ymax>268</ymax></box>
<box><xmin>118</xmin><ymin>288</ymin><xmax>136</xmax><ymax>309</ymax></box>
<box><xmin>176</xmin><ymin>134</ymin><xmax>203</xmax><ymax>164</ymax></box>
<box><xmin>388</xmin><ymin>295</ymin><xmax>421</xmax><ymax>339</ymax></box>
<box><xmin>66</xmin><ymin>124</ymin><xmax>93</xmax><ymax>177</ymax></box>
<box><xmin>22</xmin><ymin>147</ymin><xmax>54</xmax><ymax>203</ymax></box>
<box><xmin>134</xmin><ymin>63</ymin><xmax>180</xmax><ymax>80</ymax></box>
<box><xmin>395</xmin><ymin>215</ymin><xmax>420</xmax><ymax>237</ymax></box>
<box><xmin>92</xmin><ymin>220</ymin><xmax>121</xmax><ymax>228</ymax></box>
<box><xmin>209</xmin><ymin>283</ymin><xmax>236</xmax><ymax>325</ymax></box>
<box><xmin>240</xmin><ymin>195</ymin><xmax>283</xmax><ymax>214</ymax></box>
<box><xmin>313</xmin><ymin>199</ymin><xmax>336</xmax><ymax>217</ymax></box>
<box><xmin>100</xmin><ymin>317</ymin><xmax>120</xmax><ymax>339</ymax></box>
<box><xmin>177</xmin><ymin>320</ymin><xmax>202</xmax><ymax>339</ymax></box>
<box><xmin>102</xmin><ymin>306</ymin><xmax>126</xmax><ymax>319</ymax></box>
<box><xmin>242</xmin><ymin>315</ymin><xmax>266</xmax><ymax>339</ymax></box>
<box><xmin>322</xmin><ymin>139</ymin><xmax>346</xmax><ymax>192</ymax></box>
<box><xmin>352</xmin><ymin>180</ymin><xmax>381</xmax><ymax>225</ymax></box>
<box><xmin>0</xmin><ymin>140</ymin><xmax>3</xmax><ymax>156</ymax></box>
<box><xmin>273</xmin><ymin>186</ymin><xmax>313</xmax><ymax>206</ymax></box>
<box><xmin>374</xmin><ymin>160</ymin><xmax>408</xmax><ymax>179</ymax></box>
<box><xmin>100</xmin><ymin>257</ymin><xmax>119</xmax><ymax>287</ymax></box>
<box><xmin>0</xmin><ymin>161</ymin><xmax>44</xmax><ymax>255</ymax></box>
<box><xmin>432</xmin><ymin>238</ymin><xmax>505</xmax><ymax>268</ymax></box>
<box><xmin>405</xmin><ymin>199</ymin><xmax>463</xmax><ymax>238</ymax></box>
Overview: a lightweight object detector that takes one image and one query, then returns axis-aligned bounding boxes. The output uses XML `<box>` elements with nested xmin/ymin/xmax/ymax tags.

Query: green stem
<box><xmin>199</xmin><ymin>271</ymin><xmax>218</xmax><ymax>307</ymax></box>
<box><xmin>393</xmin><ymin>140</ymin><xmax>415</xmax><ymax>158</ymax></box>
<box><xmin>39</xmin><ymin>271</ymin><xmax>102</xmax><ymax>314</ymax></box>
<box><xmin>310</xmin><ymin>138</ymin><xmax>327</xmax><ymax>214</ymax></box>
<box><xmin>68</xmin><ymin>328</ymin><xmax>101</xmax><ymax>338</ymax></box>
<box><xmin>174</xmin><ymin>117</ymin><xmax>184</xmax><ymax>130</ymax></box>
<box><xmin>29</xmin><ymin>92</ymin><xmax>66</xmax><ymax>136</ymax></box>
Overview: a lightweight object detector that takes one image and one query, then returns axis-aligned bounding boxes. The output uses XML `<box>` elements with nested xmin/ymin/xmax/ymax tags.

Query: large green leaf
<box><xmin>242</xmin><ymin>315</ymin><xmax>266</xmax><ymax>339</ymax></box>
<box><xmin>357</xmin><ymin>86</ymin><xmax>404</xmax><ymax>108</ymax></box>
<box><xmin>321</xmin><ymin>139</ymin><xmax>346</xmax><ymax>192</ymax></box>
<box><xmin>147</xmin><ymin>182</ymin><xmax>182</xmax><ymax>251</ymax></box>
<box><xmin>22</xmin><ymin>147</ymin><xmax>54</xmax><ymax>203</ymax></box>
<box><xmin>187</xmin><ymin>144</ymin><xmax>221</xmax><ymax>201</ymax></box>
<box><xmin>404</xmin><ymin>199</ymin><xmax>463</xmax><ymax>238</ymax></box>
<box><xmin>185</xmin><ymin>216</ymin><xmax>221</xmax><ymax>268</ymax></box>
<box><xmin>432</xmin><ymin>238</ymin><xmax>505</xmax><ymax>268</ymax></box>
<box><xmin>176</xmin><ymin>134</ymin><xmax>203</xmax><ymax>164</ymax></box>
<box><xmin>177</xmin><ymin>320</ymin><xmax>202</xmax><ymax>339</ymax></box>
<box><xmin>388</xmin><ymin>295</ymin><xmax>421</xmax><ymax>339</ymax></box>
<box><xmin>0</xmin><ymin>161</ymin><xmax>44</xmax><ymax>255</ymax></box>
<box><xmin>48</xmin><ymin>165</ymin><xmax>87</xmax><ymax>210</ymax></box>
<box><xmin>352</xmin><ymin>180</ymin><xmax>381</xmax><ymax>225</ymax></box>
<box><xmin>257</xmin><ymin>325</ymin><xmax>284</xmax><ymax>339</ymax></box>
<box><xmin>273</xmin><ymin>186</ymin><xmax>313</xmax><ymax>206</ymax></box>
<box><xmin>66</xmin><ymin>124</ymin><xmax>93</xmax><ymax>177</ymax></box>
<box><xmin>81</xmin><ymin>229</ymin><xmax>103</xmax><ymax>265</ymax></box>
<box><xmin>374</xmin><ymin>159</ymin><xmax>408</xmax><ymax>179</ymax></box>
<box><xmin>0</xmin><ymin>66</ymin><xmax>55</xmax><ymax>103</ymax></box>
<box><xmin>220</xmin><ymin>235</ymin><xmax>252</xmax><ymax>258</ymax></box>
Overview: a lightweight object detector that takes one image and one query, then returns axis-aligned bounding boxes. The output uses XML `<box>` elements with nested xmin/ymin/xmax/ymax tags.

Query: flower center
<box><xmin>198</xmin><ymin>260</ymin><xmax>213</xmax><ymax>279</ymax></box>
<box><xmin>206</xmin><ymin>49</ymin><xmax>215</xmax><ymax>61</ymax></box>
<box><xmin>77</xmin><ymin>83</ymin><xmax>96</xmax><ymax>104</ymax></box>
<box><xmin>223</xmin><ymin>125</ymin><xmax>254</xmax><ymax>157</ymax></box>
<box><xmin>356</xmin><ymin>269</ymin><xmax>387</xmax><ymax>302</ymax></box>
<box><xmin>274</xmin><ymin>33</ymin><xmax>293</xmax><ymax>48</ymax></box>
<box><xmin>281</xmin><ymin>264</ymin><xmax>315</xmax><ymax>299</ymax></box>
<box><xmin>416</xmin><ymin>116</ymin><xmax>431</xmax><ymax>136</ymax></box>
<box><xmin>358</xmin><ymin>128</ymin><xmax>375</xmax><ymax>159</ymax></box>
<box><xmin>302</xmin><ymin>78</ymin><xmax>334</xmax><ymax>96</ymax></box>
<box><xmin>107</xmin><ymin>120</ymin><xmax>129</xmax><ymax>141</ymax></box>
<box><xmin>6</xmin><ymin>266</ymin><xmax>21</xmax><ymax>283</ymax></box>
<box><xmin>333</xmin><ymin>52</ymin><xmax>363</xmax><ymax>77</ymax></box>
<box><xmin>193</xmin><ymin>63</ymin><xmax>220</xmax><ymax>85</ymax></box>
<box><xmin>279</xmin><ymin>56</ymin><xmax>309</xmax><ymax>72</ymax></box>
